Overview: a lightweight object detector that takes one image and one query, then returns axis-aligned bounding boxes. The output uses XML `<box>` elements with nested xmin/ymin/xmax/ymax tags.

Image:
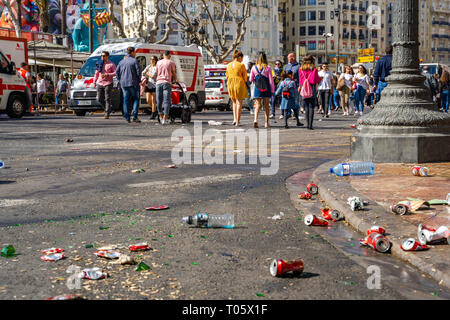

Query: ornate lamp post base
<box><xmin>350</xmin><ymin>0</ymin><xmax>450</xmax><ymax>163</ymax></box>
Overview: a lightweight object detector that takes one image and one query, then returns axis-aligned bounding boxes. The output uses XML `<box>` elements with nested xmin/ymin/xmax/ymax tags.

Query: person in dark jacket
<box><xmin>439</xmin><ymin>70</ymin><xmax>450</xmax><ymax>113</ymax></box>
<box><xmin>373</xmin><ymin>45</ymin><xmax>392</xmax><ymax>104</ymax></box>
<box><xmin>116</xmin><ymin>47</ymin><xmax>141</xmax><ymax>123</ymax></box>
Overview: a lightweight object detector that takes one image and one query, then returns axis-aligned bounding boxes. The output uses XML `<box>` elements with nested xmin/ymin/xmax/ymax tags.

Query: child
<box><xmin>275</xmin><ymin>71</ymin><xmax>302</xmax><ymax>128</ymax></box>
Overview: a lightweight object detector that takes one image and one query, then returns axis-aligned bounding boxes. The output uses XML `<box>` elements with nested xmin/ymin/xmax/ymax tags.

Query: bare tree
<box><xmin>1</xmin><ymin>0</ymin><xmax>22</xmax><ymax>37</ymax></box>
<box><xmin>161</xmin><ymin>0</ymin><xmax>252</xmax><ymax>63</ymax></box>
<box><xmin>105</xmin><ymin>0</ymin><xmax>173</xmax><ymax>44</ymax></box>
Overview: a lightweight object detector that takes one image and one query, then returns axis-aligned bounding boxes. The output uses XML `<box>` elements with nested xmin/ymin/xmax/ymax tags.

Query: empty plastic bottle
<box><xmin>182</xmin><ymin>213</ymin><xmax>234</xmax><ymax>229</ymax></box>
<box><xmin>330</xmin><ymin>162</ymin><xmax>374</xmax><ymax>176</ymax></box>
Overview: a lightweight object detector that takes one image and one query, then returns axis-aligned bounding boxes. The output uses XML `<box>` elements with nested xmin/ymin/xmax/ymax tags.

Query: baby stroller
<box><xmin>169</xmin><ymin>82</ymin><xmax>191</xmax><ymax>124</ymax></box>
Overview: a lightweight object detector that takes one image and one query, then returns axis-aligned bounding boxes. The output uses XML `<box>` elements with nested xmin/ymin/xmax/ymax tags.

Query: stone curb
<box><xmin>311</xmin><ymin>160</ymin><xmax>450</xmax><ymax>290</ymax></box>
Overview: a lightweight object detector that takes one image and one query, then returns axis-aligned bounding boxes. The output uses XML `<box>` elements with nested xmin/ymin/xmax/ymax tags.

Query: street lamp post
<box><xmin>89</xmin><ymin>0</ymin><xmax>93</xmax><ymax>53</ymax></box>
<box><xmin>350</xmin><ymin>0</ymin><xmax>450</xmax><ymax>163</ymax></box>
<box><xmin>334</xmin><ymin>6</ymin><xmax>341</xmax><ymax>72</ymax></box>
<box><xmin>322</xmin><ymin>33</ymin><xmax>333</xmax><ymax>63</ymax></box>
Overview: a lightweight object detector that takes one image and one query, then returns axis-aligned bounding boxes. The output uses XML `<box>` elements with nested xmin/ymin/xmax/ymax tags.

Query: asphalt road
<box><xmin>0</xmin><ymin>109</ymin><xmax>445</xmax><ymax>300</ymax></box>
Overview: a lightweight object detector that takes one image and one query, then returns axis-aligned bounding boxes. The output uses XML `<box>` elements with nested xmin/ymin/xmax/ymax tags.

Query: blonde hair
<box><xmin>301</xmin><ymin>55</ymin><xmax>316</xmax><ymax>71</ymax></box>
<box><xmin>256</xmin><ymin>51</ymin><xmax>268</xmax><ymax>69</ymax></box>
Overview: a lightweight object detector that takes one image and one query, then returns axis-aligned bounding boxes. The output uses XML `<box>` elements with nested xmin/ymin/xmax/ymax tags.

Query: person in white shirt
<box><xmin>318</xmin><ymin>62</ymin><xmax>334</xmax><ymax>117</ymax></box>
<box><xmin>36</xmin><ymin>73</ymin><xmax>47</xmax><ymax>109</ymax></box>
<box><xmin>338</xmin><ymin>65</ymin><xmax>354</xmax><ymax>115</ymax></box>
<box><xmin>353</xmin><ymin>65</ymin><xmax>371</xmax><ymax>115</ymax></box>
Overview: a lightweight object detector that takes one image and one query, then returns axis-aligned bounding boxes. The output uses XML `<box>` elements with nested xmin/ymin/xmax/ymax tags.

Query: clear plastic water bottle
<box><xmin>330</xmin><ymin>162</ymin><xmax>374</xmax><ymax>176</ymax></box>
<box><xmin>0</xmin><ymin>160</ymin><xmax>4</xmax><ymax>169</ymax></box>
<box><xmin>182</xmin><ymin>213</ymin><xmax>234</xmax><ymax>229</ymax></box>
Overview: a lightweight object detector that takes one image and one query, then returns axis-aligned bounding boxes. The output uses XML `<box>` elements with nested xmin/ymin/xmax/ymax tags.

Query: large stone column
<box><xmin>350</xmin><ymin>0</ymin><xmax>450</xmax><ymax>163</ymax></box>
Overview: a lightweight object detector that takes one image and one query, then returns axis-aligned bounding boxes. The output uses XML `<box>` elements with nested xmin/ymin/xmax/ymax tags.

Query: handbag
<box><xmin>336</xmin><ymin>77</ymin><xmax>346</xmax><ymax>91</ymax></box>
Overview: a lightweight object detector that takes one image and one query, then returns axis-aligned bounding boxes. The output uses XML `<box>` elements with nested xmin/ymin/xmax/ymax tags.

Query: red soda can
<box><xmin>360</xmin><ymin>233</ymin><xmax>391</xmax><ymax>253</ymax></box>
<box><xmin>367</xmin><ymin>225</ymin><xmax>386</xmax><ymax>236</ymax></box>
<box><xmin>129</xmin><ymin>243</ymin><xmax>150</xmax><ymax>251</ymax></box>
<box><xmin>306</xmin><ymin>183</ymin><xmax>318</xmax><ymax>195</ymax></box>
<box><xmin>82</xmin><ymin>267</ymin><xmax>107</xmax><ymax>280</ymax></box>
<box><xmin>417</xmin><ymin>224</ymin><xmax>449</xmax><ymax>245</ymax></box>
<box><xmin>41</xmin><ymin>253</ymin><xmax>65</xmax><ymax>261</ymax></box>
<box><xmin>304</xmin><ymin>214</ymin><xmax>329</xmax><ymax>226</ymax></box>
<box><xmin>411</xmin><ymin>166</ymin><xmax>428</xmax><ymax>177</ymax></box>
<box><xmin>270</xmin><ymin>258</ymin><xmax>304</xmax><ymax>277</ymax></box>
<box><xmin>298</xmin><ymin>192</ymin><xmax>312</xmax><ymax>200</ymax></box>
<box><xmin>41</xmin><ymin>248</ymin><xmax>64</xmax><ymax>255</ymax></box>
<box><xmin>321</xmin><ymin>208</ymin><xmax>343</xmax><ymax>221</ymax></box>
<box><xmin>400</xmin><ymin>238</ymin><xmax>429</xmax><ymax>251</ymax></box>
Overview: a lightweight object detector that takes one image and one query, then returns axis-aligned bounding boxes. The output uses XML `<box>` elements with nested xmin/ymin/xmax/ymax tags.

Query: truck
<box><xmin>0</xmin><ymin>36</ymin><xmax>31</xmax><ymax>118</ymax></box>
<box><xmin>68</xmin><ymin>39</ymin><xmax>206</xmax><ymax>116</ymax></box>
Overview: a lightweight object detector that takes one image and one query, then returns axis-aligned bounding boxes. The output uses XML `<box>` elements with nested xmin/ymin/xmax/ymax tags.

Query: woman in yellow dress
<box><xmin>226</xmin><ymin>50</ymin><xmax>248</xmax><ymax>126</ymax></box>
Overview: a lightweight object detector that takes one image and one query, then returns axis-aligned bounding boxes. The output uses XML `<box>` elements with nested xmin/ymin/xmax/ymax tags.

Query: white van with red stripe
<box><xmin>0</xmin><ymin>36</ymin><xmax>31</xmax><ymax>118</ymax></box>
<box><xmin>68</xmin><ymin>39</ymin><xmax>205</xmax><ymax>116</ymax></box>
<box><xmin>204</xmin><ymin>64</ymin><xmax>231</xmax><ymax>111</ymax></box>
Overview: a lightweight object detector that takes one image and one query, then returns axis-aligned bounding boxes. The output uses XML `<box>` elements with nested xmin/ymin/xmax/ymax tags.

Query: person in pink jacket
<box><xmin>94</xmin><ymin>51</ymin><xmax>117</xmax><ymax>119</ymax></box>
<box><xmin>298</xmin><ymin>55</ymin><xmax>321</xmax><ymax>130</ymax></box>
<box><xmin>249</xmin><ymin>51</ymin><xmax>275</xmax><ymax>128</ymax></box>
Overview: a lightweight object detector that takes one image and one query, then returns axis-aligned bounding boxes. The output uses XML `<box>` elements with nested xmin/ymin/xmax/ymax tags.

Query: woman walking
<box><xmin>439</xmin><ymin>70</ymin><xmax>449</xmax><ymax>113</ymax></box>
<box><xmin>249</xmin><ymin>51</ymin><xmax>275</xmax><ymax>128</ymax></box>
<box><xmin>226</xmin><ymin>50</ymin><xmax>248</xmax><ymax>126</ymax></box>
<box><xmin>142</xmin><ymin>56</ymin><xmax>159</xmax><ymax>120</ymax></box>
<box><xmin>337</xmin><ymin>66</ymin><xmax>354</xmax><ymax>116</ymax></box>
<box><xmin>298</xmin><ymin>55</ymin><xmax>321</xmax><ymax>130</ymax></box>
<box><xmin>353</xmin><ymin>65</ymin><xmax>371</xmax><ymax>115</ymax></box>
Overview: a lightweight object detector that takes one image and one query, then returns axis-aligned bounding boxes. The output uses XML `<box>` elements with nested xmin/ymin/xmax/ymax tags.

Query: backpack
<box><xmin>282</xmin><ymin>80</ymin><xmax>293</xmax><ymax>99</ymax></box>
<box><xmin>255</xmin><ymin>66</ymin><xmax>271</xmax><ymax>94</ymax></box>
<box><xmin>300</xmin><ymin>70</ymin><xmax>313</xmax><ymax>98</ymax></box>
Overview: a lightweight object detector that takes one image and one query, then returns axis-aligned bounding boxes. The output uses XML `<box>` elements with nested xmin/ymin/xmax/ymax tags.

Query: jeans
<box><xmin>441</xmin><ymin>90</ymin><xmax>449</xmax><ymax>112</ymax></box>
<box><xmin>270</xmin><ymin>94</ymin><xmax>281</xmax><ymax>115</ymax></box>
<box><xmin>304</xmin><ymin>97</ymin><xmax>315</xmax><ymax>128</ymax></box>
<box><xmin>122</xmin><ymin>86</ymin><xmax>140</xmax><ymax>120</ymax></box>
<box><xmin>354</xmin><ymin>85</ymin><xmax>366</xmax><ymax>112</ymax></box>
<box><xmin>333</xmin><ymin>90</ymin><xmax>340</xmax><ymax>109</ymax></box>
<box><xmin>97</xmin><ymin>84</ymin><xmax>113</xmax><ymax>115</ymax></box>
<box><xmin>318</xmin><ymin>89</ymin><xmax>331</xmax><ymax>116</ymax></box>
<box><xmin>156</xmin><ymin>82</ymin><xmax>172</xmax><ymax>116</ymax></box>
<box><xmin>375</xmin><ymin>81</ymin><xmax>388</xmax><ymax>103</ymax></box>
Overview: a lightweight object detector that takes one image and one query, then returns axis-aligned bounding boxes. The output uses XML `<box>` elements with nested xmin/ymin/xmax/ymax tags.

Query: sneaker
<box><xmin>360</xmin><ymin>111</ymin><xmax>363</xmax><ymax>115</ymax></box>
<box><xmin>296</xmin><ymin>122</ymin><xmax>304</xmax><ymax>127</ymax></box>
<box><xmin>269</xmin><ymin>114</ymin><xmax>274</xmax><ymax>119</ymax></box>
<box><xmin>132</xmin><ymin>118</ymin><xmax>141</xmax><ymax>123</ymax></box>
<box><xmin>161</xmin><ymin>118</ymin><xmax>165</xmax><ymax>125</ymax></box>
<box><xmin>298</xmin><ymin>116</ymin><xmax>305</xmax><ymax>120</ymax></box>
<box><xmin>250</xmin><ymin>110</ymin><xmax>254</xmax><ymax>115</ymax></box>
<box><xmin>354</xmin><ymin>111</ymin><xmax>359</xmax><ymax>115</ymax></box>
<box><xmin>279</xmin><ymin>115</ymin><xmax>284</xmax><ymax>119</ymax></box>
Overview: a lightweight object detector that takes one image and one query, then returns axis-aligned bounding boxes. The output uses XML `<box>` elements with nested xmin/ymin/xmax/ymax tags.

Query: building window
<box><xmin>308</xmin><ymin>11</ymin><xmax>316</xmax><ymax>21</ymax></box>
<box><xmin>300</xmin><ymin>26</ymin><xmax>306</xmax><ymax>36</ymax></box>
<box><xmin>308</xmin><ymin>26</ymin><xmax>316</xmax><ymax>35</ymax></box>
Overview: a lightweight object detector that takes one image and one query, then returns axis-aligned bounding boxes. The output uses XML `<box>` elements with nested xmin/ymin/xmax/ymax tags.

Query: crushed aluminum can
<box><xmin>165</xmin><ymin>164</ymin><xmax>176</xmax><ymax>168</ymax></box>
<box><xmin>41</xmin><ymin>253</ymin><xmax>65</xmax><ymax>261</ymax></box>
<box><xmin>41</xmin><ymin>248</ymin><xmax>64</xmax><ymax>255</ymax></box>
<box><xmin>390</xmin><ymin>204</ymin><xmax>409</xmax><ymax>216</ymax></box>
<box><xmin>306</xmin><ymin>183</ymin><xmax>318</xmax><ymax>195</ymax></box>
<box><xmin>270</xmin><ymin>258</ymin><xmax>304</xmax><ymax>277</ymax></box>
<box><xmin>46</xmin><ymin>294</ymin><xmax>83</xmax><ymax>300</ymax></box>
<box><xmin>417</xmin><ymin>224</ymin><xmax>449</xmax><ymax>245</ymax></box>
<box><xmin>360</xmin><ymin>233</ymin><xmax>391</xmax><ymax>253</ymax></box>
<box><xmin>367</xmin><ymin>226</ymin><xmax>386</xmax><ymax>236</ymax></box>
<box><xmin>298</xmin><ymin>192</ymin><xmax>312</xmax><ymax>200</ymax></box>
<box><xmin>145</xmin><ymin>205</ymin><xmax>169</xmax><ymax>211</ymax></box>
<box><xmin>411</xmin><ymin>166</ymin><xmax>428</xmax><ymax>177</ymax></box>
<box><xmin>81</xmin><ymin>267</ymin><xmax>107</xmax><ymax>280</ymax></box>
<box><xmin>347</xmin><ymin>196</ymin><xmax>364</xmax><ymax>211</ymax></box>
<box><xmin>350</xmin><ymin>124</ymin><xmax>356</xmax><ymax>128</ymax></box>
<box><xmin>321</xmin><ymin>208</ymin><xmax>343</xmax><ymax>222</ymax></box>
<box><xmin>0</xmin><ymin>160</ymin><xmax>4</xmax><ymax>169</ymax></box>
<box><xmin>304</xmin><ymin>214</ymin><xmax>329</xmax><ymax>226</ymax></box>
<box><xmin>94</xmin><ymin>250</ymin><xmax>121</xmax><ymax>259</ymax></box>
<box><xmin>128</xmin><ymin>243</ymin><xmax>150</xmax><ymax>251</ymax></box>
<box><xmin>401</xmin><ymin>238</ymin><xmax>430</xmax><ymax>251</ymax></box>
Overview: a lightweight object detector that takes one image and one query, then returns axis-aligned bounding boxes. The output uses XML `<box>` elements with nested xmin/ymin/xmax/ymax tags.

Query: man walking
<box><xmin>283</xmin><ymin>53</ymin><xmax>303</xmax><ymax>121</ymax></box>
<box><xmin>373</xmin><ymin>45</ymin><xmax>392</xmax><ymax>104</ymax></box>
<box><xmin>56</xmin><ymin>74</ymin><xmax>69</xmax><ymax>111</ymax></box>
<box><xmin>94</xmin><ymin>51</ymin><xmax>117</xmax><ymax>119</ymax></box>
<box><xmin>155</xmin><ymin>50</ymin><xmax>177</xmax><ymax>125</ymax></box>
<box><xmin>116</xmin><ymin>47</ymin><xmax>141</xmax><ymax>123</ymax></box>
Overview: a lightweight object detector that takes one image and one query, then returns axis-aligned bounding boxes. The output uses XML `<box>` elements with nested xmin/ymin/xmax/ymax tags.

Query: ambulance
<box><xmin>0</xmin><ymin>36</ymin><xmax>31</xmax><ymax>118</ymax></box>
<box><xmin>68</xmin><ymin>39</ymin><xmax>206</xmax><ymax>116</ymax></box>
<box><xmin>204</xmin><ymin>64</ymin><xmax>231</xmax><ymax>111</ymax></box>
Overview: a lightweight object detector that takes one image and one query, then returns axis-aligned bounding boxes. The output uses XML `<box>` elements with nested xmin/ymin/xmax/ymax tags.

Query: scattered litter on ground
<box><xmin>208</xmin><ymin>120</ymin><xmax>223</xmax><ymax>126</ymax></box>
<box><xmin>367</xmin><ymin>226</ymin><xmax>386</xmax><ymax>235</ymax></box>
<box><xmin>46</xmin><ymin>294</ymin><xmax>83</xmax><ymax>300</ymax></box>
<box><xmin>255</xmin><ymin>293</ymin><xmax>265</xmax><ymax>297</ymax></box>
<box><xmin>306</xmin><ymin>183</ymin><xmax>318</xmax><ymax>195</ymax></box>
<box><xmin>136</xmin><ymin>262</ymin><xmax>151</xmax><ymax>272</ymax></box>
<box><xmin>165</xmin><ymin>164</ymin><xmax>176</xmax><ymax>168</ymax></box>
<box><xmin>94</xmin><ymin>250</ymin><xmax>121</xmax><ymax>259</ymax></box>
<box><xmin>41</xmin><ymin>253</ymin><xmax>65</xmax><ymax>261</ymax></box>
<box><xmin>1</xmin><ymin>245</ymin><xmax>16</xmax><ymax>257</ymax></box>
<box><xmin>269</xmin><ymin>212</ymin><xmax>284</xmax><ymax>220</ymax></box>
<box><xmin>145</xmin><ymin>205</ymin><xmax>169</xmax><ymax>211</ymax></box>
<box><xmin>347</xmin><ymin>197</ymin><xmax>364</xmax><ymax>211</ymax></box>
<box><xmin>360</xmin><ymin>229</ymin><xmax>391</xmax><ymax>253</ymax></box>
<box><xmin>132</xmin><ymin>169</ymin><xmax>145</xmax><ymax>173</ymax></box>
<box><xmin>80</xmin><ymin>267</ymin><xmax>107</xmax><ymax>280</ymax></box>
<box><xmin>321</xmin><ymin>208</ymin><xmax>343</xmax><ymax>221</ymax></box>
<box><xmin>182</xmin><ymin>213</ymin><xmax>234</xmax><ymax>228</ymax></box>
<box><xmin>118</xmin><ymin>255</ymin><xmax>135</xmax><ymax>265</ymax></box>
<box><xmin>304</xmin><ymin>214</ymin><xmax>329</xmax><ymax>226</ymax></box>
<box><xmin>270</xmin><ymin>258</ymin><xmax>304</xmax><ymax>277</ymax></box>
<box><xmin>129</xmin><ymin>243</ymin><xmax>150</xmax><ymax>251</ymax></box>
<box><xmin>401</xmin><ymin>238</ymin><xmax>430</xmax><ymax>251</ymax></box>
<box><xmin>390</xmin><ymin>204</ymin><xmax>409</xmax><ymax>215</ymax></box>
<box><xmin>411</xmin><ymin>166</ymin><xmax>429</xmax><ymax>177</ymax></box>
<box><xmin>298</xmin><ymin>192</ymin><xmax>312</xmax><ymax>200</ymax></box>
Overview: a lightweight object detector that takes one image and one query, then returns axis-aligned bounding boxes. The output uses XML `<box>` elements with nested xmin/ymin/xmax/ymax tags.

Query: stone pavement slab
<box><xmin>311</xmin><ymin>160</ymin><xmax>450</xmax><ymax>290</ymax></box>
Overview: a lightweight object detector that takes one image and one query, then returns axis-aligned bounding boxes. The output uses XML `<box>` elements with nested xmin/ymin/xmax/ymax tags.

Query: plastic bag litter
<box><xmin>269</xmin><ymin>212</ymin><xmax>285</xmax><ymax>220</ymax></box>
<box><xmin>208</xmin><ymin>120</ymin><xmax>223</xmax><ymax>126</ymax></box>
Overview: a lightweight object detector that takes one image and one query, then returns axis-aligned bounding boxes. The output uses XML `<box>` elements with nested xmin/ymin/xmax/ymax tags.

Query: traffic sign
<box><xmin>358</xmin><ymin>48</ymin><xmax>374</xmax><ymax>56</ymax></box>
<box><xmin>358</xmin><ymin>56</ymin><xmax>374</xmax><ymax>63</ymax></box>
